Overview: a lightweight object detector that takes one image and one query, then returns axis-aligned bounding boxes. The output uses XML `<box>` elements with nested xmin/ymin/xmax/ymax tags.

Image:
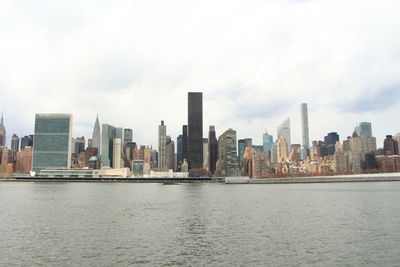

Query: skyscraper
<box><xmin>11</xmin><ymin>134</ymin><xmax>20</xmax><ymax>159</ymax></box>
<box><xmin>101</xmin><ymin>124</ymin><xmax>123</xmax><ymax>167</ymax></box>
<box><xmin>355</xmin><ymin>122</ymin><xmax>372</xmax><ymax>137</ymax></box>
<box><xmin>238</xmin><ymin>138</ymin><xmax>252</xmax><ymax>169</ymax></box>
<box><xmin>112</xmin><ymin>138</ymin><xmax>122</xmax><ymax>168</ymax></box>
<box><xmin>324</xmin><ymin>132</ymin><xmax>339</xmax><ymax>155</ymax></box>
<box><xmin>208</xmin><ymin>125</ymin><xmax>218</xmax><ymax>174</ymax></box>
<box><xmin>277</xmin><ymin>135</ymin><xmax>288</xmax><ymax>162</ymax></box>
<box><xmin>187</xmin><ymin>92</ymin><xmax>203</xmax><ymax>169</ymax></box>
<box><xmin>20</xmin><ymin>135</ymin><xmax>34</xmax><ymax>150</ymax></box>
<box><xmin>217</xmin><ymin>128</ymin><xmax>238</xmax><ymax>177</ymax></box>
<box><xmin>176</xmin><ymin>125</ymin><xmax>188</xmax><ymax>169</ymax></box>
<box><xmin>32</xmin><ymin>114</ymin><xmax>72</xmax><ymax>173</ymax></box>
<box><xmin>0</xmin><ymin>113</ymin><xmax>6</xmax><ymax>147</ymax></box>
<box><xmin>166</xmin><ymin>137</ymin><xmax>175</xmax><ymax>171</ymax></box>
<box><xmin>384</xmin><ymin>135</ymin><xmax>399</xmax><ymax>156</ymax></box>
<box><xmin>262</xmin><ymin>132</ymin><xmax>273</xmax><ymax>153</ymax></box>
<box><xmin>158</xmin><ymin>120</ymin><xmax>167</xmax><ymax>169</ymax></box>
<box><xmin>92</xmin><ymin>115</ymin><xmax>101</xmax><ymax>150</ymax></box>
<box><xmin>124</xmin><ymin>129</ymin><xmax>133</xmax><ymax>145</ymax></box>
<box><xmin>277</xmin><ymin>118</ymin><xmax>291</xmax><ymax>152</ymax></box>
<box><xmin>301</xmin><ymin>103</ymin><xmax>310</xmax><ymax>156</ymax></box>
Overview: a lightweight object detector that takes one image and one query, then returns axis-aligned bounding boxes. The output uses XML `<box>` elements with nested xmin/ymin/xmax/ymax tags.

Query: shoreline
<box><xmin>1</xmin><ymin>172</ymin><xmax>400</xmax><ymax>184</ymax></box>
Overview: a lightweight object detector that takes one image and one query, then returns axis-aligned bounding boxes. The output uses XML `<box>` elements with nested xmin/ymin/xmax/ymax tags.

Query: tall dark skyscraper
<box><xmin>208</xmin><ymin>125</ymin><xmax>218</xmax><ymax>174</ymax></box>
<box><xmin>20</xmin><ymin>135</ymin><xmax>34</xmax><ymax>150</ymax></box>
<box><xmin>187</xmin><ymin>92</ymin><xmax>203</xmax><ymax>169</ymax></box>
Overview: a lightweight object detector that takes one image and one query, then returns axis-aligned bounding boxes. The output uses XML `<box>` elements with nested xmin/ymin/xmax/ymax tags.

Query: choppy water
<box><xmin>1</xmin><ymin>182</ymin><xmax>400</xmax><ymax>266</ymax></box>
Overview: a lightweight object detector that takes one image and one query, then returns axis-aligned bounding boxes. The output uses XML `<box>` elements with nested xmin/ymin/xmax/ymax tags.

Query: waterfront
<box><xmin>1</xmin><ymin>182</ymin><xmax>400</xmax><ymax>266</ymax></box>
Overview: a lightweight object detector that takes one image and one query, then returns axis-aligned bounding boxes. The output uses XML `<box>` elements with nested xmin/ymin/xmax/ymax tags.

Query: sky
<box><xmin>1</xmin><ymin>0</ymin><xmax>400</xmax><ymax>148</ymax></box>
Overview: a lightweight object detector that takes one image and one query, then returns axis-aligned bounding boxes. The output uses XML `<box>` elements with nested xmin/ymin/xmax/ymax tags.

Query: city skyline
<box><xmin>1</xmin><ymin>1</ymin><xmax>400</xmax><ymax>148</ymax></box>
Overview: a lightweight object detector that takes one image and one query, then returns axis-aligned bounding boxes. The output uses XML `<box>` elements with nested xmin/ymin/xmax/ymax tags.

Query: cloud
<box><xmin>1</xmin><ymin>0</ymin><xmax>400</xmax><ymax>148</ymax></box>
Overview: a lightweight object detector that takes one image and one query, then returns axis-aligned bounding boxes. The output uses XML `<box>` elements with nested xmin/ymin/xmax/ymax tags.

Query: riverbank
<box><xmin>250</xmin><ymin>172</ymin><xmax>400</xmax><ymax>184</ymax></box>
<box><xmin>1</xmin><ymin>172</ymin><xmax>400</xmax><ymax>184</ymax></box>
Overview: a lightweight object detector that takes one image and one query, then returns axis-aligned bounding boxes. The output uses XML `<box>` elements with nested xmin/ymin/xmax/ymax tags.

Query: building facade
<box><xmin>187</xmin><ymin>92</ymin><xmax>203</xmax><ymax>169</ymax></box>
<box><xmin>92</xmin><ymin>115</ymin><xmax>101</xmax><ymax>151</ymax></box>
<box><xmin>217</xmin><ymin>128</ymin><xmax>238</xmax><ymax>177</ymax></box>
<box><xmin>208</xmin><ymin>125</ymin><xmax>218</xmax><ymax>174</ymax></box>
<box><xmin>32</xmin><ymin>114</ymin><xmax>72</xmax><ymax>173</ymax></box>
<box><xmin>277</xmin><ymin>118</ymin><xmax>291</xmax><ymax>153</ymax></box>
<box><xmin>158</xmin><ymin>120</ymin><xmax>167</xmax><ymax>169</ymax></box>
<box><xmin>0</xmin><ymin>113</ymin><xmax>6</xmax><ymax>147</ymax></box>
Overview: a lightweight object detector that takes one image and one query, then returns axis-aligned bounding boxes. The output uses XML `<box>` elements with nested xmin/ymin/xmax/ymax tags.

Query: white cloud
<box><xmin>0</xmin><ymin>0</ymin><xmax>399</xmax><ymax>148</ymax></box>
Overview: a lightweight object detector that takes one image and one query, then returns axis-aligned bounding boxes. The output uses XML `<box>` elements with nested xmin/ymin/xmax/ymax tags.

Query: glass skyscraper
<box><xmin>101</xmin><ymin>124</ymin><xmax>123</xmax><ymax>167</ymax></box>
<box><xmin>262</xmin><ymin>132</ymin><xmax>273</xmax><ymax>153</ymax></box>
<box><xmin>32</xmin><ymin>114</ymin><xmax>72</xmax><ymax>173</ymax></box>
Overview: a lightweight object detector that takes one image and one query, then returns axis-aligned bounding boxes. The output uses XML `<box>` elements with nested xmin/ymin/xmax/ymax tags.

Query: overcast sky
<box><xmin>1</xmin><ymin>0</ymin><xmax>399</xmax><ymax>148</ymax></box>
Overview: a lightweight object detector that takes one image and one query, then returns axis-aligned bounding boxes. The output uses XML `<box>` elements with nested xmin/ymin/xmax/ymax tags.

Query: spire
<box><xmin>0</xmin><ymin>111</ymin><xmax>3</xmax><ymax>125</ymax></box>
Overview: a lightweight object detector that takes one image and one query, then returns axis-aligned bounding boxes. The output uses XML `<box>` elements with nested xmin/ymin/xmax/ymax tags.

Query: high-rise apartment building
<box><xmin>262</xmin><ymin>132</ymin><xmax>273</xmax><ymax>153</ymax></box>
<box><xmin>301</xmin><ymin>104</ymin><xmax>310</xmax><ymax>148</ymax></box>
<box><xmin>92</xmin><ymin>115</ymin><xmax>101</xmax><ymax>150</ymax></box>
<box><xmin>187</xmin><ymin>92</ymin><xmax>203</xmax><ymax>169</ymax></box>
<box><xmin>32</xmin><ymin>114</ymin><xmax>72</xmax><ymax>172</ymax></box>
<box><xmin>158</xmin><ymin>120</ymin><xmax>167</xmax><ymax>169</ymax></box>
<box><xmin>217</xmin><ymin>128</ymin><xmax>238</xmax><ymax>177</ymax></box>
<box><xmin>277</xmin><ymin>118</ymin><xmax>291</xmax><ymax>152</ymax></box>
<box><xmin>208</xmin><ymin>126</ymin><xmax>218</xmax><ymax>174</ymax></box>
<box><xmin>0</xmin><ymin>113</ymin><xmax>6</xmax><ymax>147</ymax></box>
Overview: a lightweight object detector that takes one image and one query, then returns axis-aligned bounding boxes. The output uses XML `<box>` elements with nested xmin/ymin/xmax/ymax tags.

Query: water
<box><xmin>1</xmin><ymin>182</ymin><xmax>400</xmax><ymax>266</ymax></box>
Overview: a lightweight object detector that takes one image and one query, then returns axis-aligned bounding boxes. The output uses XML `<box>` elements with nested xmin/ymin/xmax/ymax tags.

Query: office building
<box><xmin>177</xmin><ymin>125</ymin><xmax>188</xmax><ymax>169</ymax></box>
<box><xmin>262</xmin><ymin>132</ymin><xmax>273</xmax><ymax>153</ymax></box>
<box><xmin>166</xmin><ymin>137</ymin><xmax>175</xmax><ymax>171</ymax></box>
<box><xmin>11</xmin><ymin>134</ymin><xmax>20</xmax><ymax>159</ymax></box>
<box><xmin>208</xmin><ymin>126</ymin><xmax>218</xmax><ymax>174</ymax></box>
<box><xmin>324</xmin><ymin>132</ymin><xmax>339</xmax><ymax>155</ymax></box>
<box><xmin>158</xmin><ymin>120</ymin><xmax>167</xmax><ymax>169</ymax></box>
<box><xmin>101</xmin><ymin>124</ymin><xmax>123</xmax><ymax>167</ymax></box>
<box><xmin>277</xmin><ymin>118</ymin><xmax>291</xmax><ymax>152</ymax></box>
<box><xmin>277</xmin><ymin>135</ymin><xmax>289</xmax><ymax>162</ymax></box>
<box><xmin>112</xmin><ymin>138</ymin><xmax>122</xmax><ymax>168</ymax></box>
<box><xmin>187</xmin><ymin>92</ymin><xmax>203</xmax><ymax>169</ymax></box>
<box><xmin>21</xmin><ymin>135</ymin><xmax>34</xmax><ymax>150</ymax></box>
<box><xmin>32</xmin><ymin>114</ymin><xmax>72</xmax><ymax>172</ymax></box>
<box><xmin>92</xmin><ymin>115</ymin><xmax>101</xmax><ymax>150</ymax></box>
<box><xmin>355</xmin><ymin>122</ymin><xmax>372</xmax><ymax>137</ymax></box>
<box><xmin>124</xmin><ymin>128</ymin><xmax>133</xmax><ymax>145</ymax></box>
